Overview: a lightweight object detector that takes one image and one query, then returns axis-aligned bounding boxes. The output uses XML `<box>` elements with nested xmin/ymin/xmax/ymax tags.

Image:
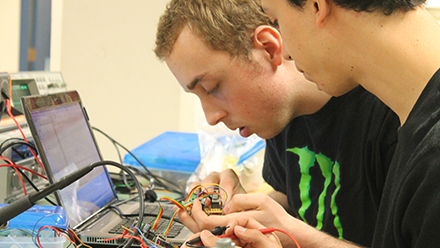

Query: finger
<box><xmin>199</xmin><ymin>230</ymin><xmax>220</xmax><ymax>247</ymax></box>
<box><xmin>233</xmin><ymin>226</ymin><xmax>281</xmax><ymax>248</ymax></box>
<box><xmin>201</xmin><ymin>171</ymin><xmax>221</xmax><ymax>185</ymax></box>
<box><xmin>181</xmin><ymin>232</ymin><xmax>203</xmax><ymax>248</ymax></box>
<box><xmin>224</xmin><ymin>194</ymin><xmax>265</xmax><ymax>214</ymax></box>
<box><xmin>218</xmin><ymin>169</ymin><xmax>246</xmax><ymax>199</ymax></box>
<box><xmin>177</xmin><ymin>205</ymin><xmax>202</xmax><ymax>233</ymax></box>
<box><xmin>189</xmin><ymin>182</ymin><xmax>202</xmax><ymax>192</ymax></box>
<box><xmin>191</xmin><ymin>198</ymin><xmax>229</xmax><ymax>230</ymax></box>
<box><xmin>224</xmin><ymin>215</ymin><xmax>266</xmax><ymax>236</ymax></box>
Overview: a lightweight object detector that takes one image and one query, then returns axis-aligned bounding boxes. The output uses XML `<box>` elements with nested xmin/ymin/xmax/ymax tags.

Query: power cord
<box><xmin>0</xmin><ymin>139</ymin><xmax>56</xmax><ymax>205</ymax></box>
<box><xmin>92</xmin><ymin>127</ymin><xmax>185</xmax><ymax>198</ymax></box>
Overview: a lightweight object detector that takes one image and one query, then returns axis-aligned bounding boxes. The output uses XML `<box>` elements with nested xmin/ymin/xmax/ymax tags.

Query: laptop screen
<box><xmin>22</xmin><ymin>91</ymin><xmax>116</xmax><ymax>227</ymax></box>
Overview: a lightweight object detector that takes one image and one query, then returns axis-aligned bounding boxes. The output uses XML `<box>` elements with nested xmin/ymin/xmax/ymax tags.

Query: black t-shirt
<box><xmin>372</xmin><ymin>68</ymin><xmax>440</xmax><ymax>248</ymax></box>
<box><xmin>263</xmin><ymin>86</ymin><xmax>399</xmax><ymax>247</ymax></box>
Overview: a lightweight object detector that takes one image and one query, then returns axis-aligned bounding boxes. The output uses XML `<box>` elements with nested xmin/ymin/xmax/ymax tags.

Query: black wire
<box><xmin>0</xmin><ymin>141</ymin><xmax>55</xmax><ymax>206</ymax></box>
<box><xmin>107</xmin><ymin>205</ymin><xmax>160</xmax><ymax>218</ymax></box>
<box><xmin>90</xmin><ymin>160</ymin><xmax>145</xmax><ymax>248</ymax></box>
<box><xmin>93</xmin><ymin>128</ymin><xmax>134</xmax><ymax>191</ymax></box>
<box><xmin>126</xmin><ymin>165</ymin><xmax>185</xmax><ymax>201</ymax></box>
<box><xmin>91</xmin><ymin>127</ymin><xmax>185</xmax><ymax>197</ymax></box>
<box><xmin>111</xmin><ymin>138</ymin><xmax>123</xmax><ymax>164</ymax></box>
<box><xmin>120</xmin><ymin>170</ymin><xmax>135</xmax><ymax>191</ymax></box>
<box><xmin>0</xmin><ymin>140</ymin><xmax>38</xmax><ymax>157</ymax></box>
<box><xmin>4</xmin><ymin>159</ymin><xmax>57</xmax><ymax>206</ymax></box>
<box><xmin>0</xmin><ymin>137</ymin><xmax>25</xmax><ymax>150</ymax></box>
<box><xmin>16</xmin><ymin>168</ymin><xmax>57</xmax><ymax>206</ymax></box>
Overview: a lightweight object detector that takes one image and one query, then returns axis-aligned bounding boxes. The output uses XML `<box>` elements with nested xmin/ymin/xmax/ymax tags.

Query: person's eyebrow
<box><xmin>186</xmin><ymin>74</ymin><xmax>205</xmax><ymax>91</ymax></box>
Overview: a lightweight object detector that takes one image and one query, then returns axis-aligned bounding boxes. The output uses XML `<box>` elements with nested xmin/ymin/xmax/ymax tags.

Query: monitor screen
<box><xmin>11</xmin><ymin>79</ymin><xmax>39</xmax><ymax>113</ymax></box>
<box><xmin>23</xmin><ymin>92</ymin><xmax>116</xmax><ymax>227</ymax></box>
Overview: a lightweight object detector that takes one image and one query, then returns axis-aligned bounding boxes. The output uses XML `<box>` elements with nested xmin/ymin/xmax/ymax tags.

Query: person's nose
<box><xmin>201</xmin><ymin>100</ymin><xmax>227</xmax><ymax>126</ymax></box>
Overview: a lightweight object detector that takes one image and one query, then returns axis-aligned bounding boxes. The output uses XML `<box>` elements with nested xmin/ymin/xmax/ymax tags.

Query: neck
<box><xmin>284</xmin><ymin>60</ymin><xmax>332</xmax><ymax>117</ymax></box>
<box><xmin>337</xmin><ymin>6</ymin><xmax>440</xmax><ymax>125</ymax></box>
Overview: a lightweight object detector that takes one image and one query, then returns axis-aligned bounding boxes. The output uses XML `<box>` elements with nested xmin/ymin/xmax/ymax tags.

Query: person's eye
<box><xmin>207</xmin><ymin>84</ymin><xmax>219</xmax><ymax>95</ymax></box>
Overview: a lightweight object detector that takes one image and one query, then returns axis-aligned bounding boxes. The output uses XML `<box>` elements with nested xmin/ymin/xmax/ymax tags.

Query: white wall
<box><xmin>0</xmin><ymin>1</ymin><xmax>21</xmax><ymax>72</ymax></box>
<box><xmin>51</xmin><ymin>0</ymin><xmax>203</xmax><ymax>162</ymax></box>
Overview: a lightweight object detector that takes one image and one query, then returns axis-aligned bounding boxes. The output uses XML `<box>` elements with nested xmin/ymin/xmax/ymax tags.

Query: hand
<box><xmin>178</xmin><ymin>197</ymin><xmax>230</xmax><ymax>232</ymax></box>
<box><xmin>224</xmin><ymin>193</ymin><xmax>306</xmax><ymax>247</ymax></box>
<box><xmin>191</xmin><ymin>169</ymin><xmax>247</xmax><ymax>203</ymax></box>
<box><xmin>224</xmin><ymin>216</ymin><xmax>283</xmax><ymax>248</ymax></box>
<box><xmin>181</xmin><ymin>217</ymin><xmax>282</xmax><ymax>248</ymax></box>
<box><xmin>176</xmin><ymin>194</ymin><xmax>292</xmax><ymax>244</ymax></box>
<box><xmin>178</xmin><ymin>169</ymin><xmax>246</xmax><ymax>232</ymax></box>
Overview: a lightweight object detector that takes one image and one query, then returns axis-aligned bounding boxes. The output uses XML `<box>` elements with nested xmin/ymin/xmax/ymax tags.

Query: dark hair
<box><xmin>286</xmin><ymin>0</ymin><xmax>426</xmax><ymax>15</ymax></box>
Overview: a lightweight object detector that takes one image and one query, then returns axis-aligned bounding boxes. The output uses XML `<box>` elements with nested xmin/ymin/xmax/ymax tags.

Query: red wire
<box><xmin>101</xmin><ymin>234</ymin><xmax>148</xmax><ymax>248</ymax></box>
<box><xmin>0</xmin><ymin>156</ymin><xmax>27</xmax><ymax>195</ymax></box>
<box><xmin>37</xmin><ymin>226</ymin><xmax>77</xmax><ymax>248</ymax></box>
<box><xmin>0</xmin><ymin>162</ymin><xmax>47</xmax><ymax>180</ymax></box>
<box><xmin>4</xmin><ymin>99</ymin><xmax>45</xmax><ymax>173</ymax></box>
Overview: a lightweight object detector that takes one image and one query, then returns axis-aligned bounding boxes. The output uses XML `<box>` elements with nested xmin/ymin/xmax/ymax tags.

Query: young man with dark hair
<box><xmin>258</xmin><ymin>0</ymin><xmax>440</xmax><ymax>247</ymax></box>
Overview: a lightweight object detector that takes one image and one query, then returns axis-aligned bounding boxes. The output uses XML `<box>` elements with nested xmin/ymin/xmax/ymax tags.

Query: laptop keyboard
<box><xmin>132</xmin><ymin>204</ymin><xmax>178</xmax><ymax>219</ymax></box>
<box><xmin>109</xmin><ymin>204</ymin><xmax>185</xmax><ymax>238</ymax></box>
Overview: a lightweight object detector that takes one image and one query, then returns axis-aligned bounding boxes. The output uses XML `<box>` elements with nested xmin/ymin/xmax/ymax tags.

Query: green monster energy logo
<box><xmin>286</xmin><ymin>146</ymin><xmax>343</xmax><ymax>239</ymax></box>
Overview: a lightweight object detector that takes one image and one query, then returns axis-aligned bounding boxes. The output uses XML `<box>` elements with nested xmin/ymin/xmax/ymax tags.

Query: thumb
<box><xmin>199</xmin><ymin>230</ymin><xmax>219</xmax><ymax>247</ymax></box>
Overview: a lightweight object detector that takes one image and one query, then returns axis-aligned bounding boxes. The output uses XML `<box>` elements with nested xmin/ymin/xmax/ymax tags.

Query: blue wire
<box><xmin>134</xmin><ymin>227</ymin><xmax>159</xmax><ymax>248</ymax></box>
<box><xmin>32</xmin><ymin>213</ymin><xmax>57</xmax><ymax>247</ymax></box>
<box><xmin>206</xmin><ymin>186</ymin><xmax>228</xmax><ymax>205</ymax></box>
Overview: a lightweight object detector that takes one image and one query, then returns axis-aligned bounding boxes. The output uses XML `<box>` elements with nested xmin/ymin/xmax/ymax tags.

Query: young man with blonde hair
<box><xmin>155</xmin><ymin>0</ymin><xmax>399</xmax><ymax>247</ymax></box>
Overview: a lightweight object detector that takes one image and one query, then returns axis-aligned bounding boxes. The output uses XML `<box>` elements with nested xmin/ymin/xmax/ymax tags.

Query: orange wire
<box><xmin>67</xmin><ymin>228</ymin><xmax>93</xmax><ymax>248</ymax></box>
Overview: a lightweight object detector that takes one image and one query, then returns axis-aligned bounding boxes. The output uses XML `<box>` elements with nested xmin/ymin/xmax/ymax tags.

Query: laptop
<box><xmin>20</xmin><ymin>90</ymin><xmax>192</xmax><ymax>246</ymax></box>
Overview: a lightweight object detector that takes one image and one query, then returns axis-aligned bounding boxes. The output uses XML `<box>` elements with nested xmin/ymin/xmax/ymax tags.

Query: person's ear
<box><xmin>313</xmin><ymin>0</ymin><xmax>331</xmax><ymax>28</ymax></box>
<box><xmin>253</xmin><ymin>25</ymin><xmax>283</xmax><ymax>66</ymax></box>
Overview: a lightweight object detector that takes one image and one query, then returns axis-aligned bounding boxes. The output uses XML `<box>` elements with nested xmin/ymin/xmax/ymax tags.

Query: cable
<box><xmin>91</xmin><ymin>161</ymin><xmax>145</xmax><ymax>248</ymax></box>
<box><xmin>0</xmin><ymin>160</ymin><xmax>55</xmax><ymax>205</ymax></box>
<box><xmin>0</xmin><ymin>160</ymin><xmax>145</xmax><ymax>248</ymax></box>
<box><xmin>0</xmin><ymin>140</ymin><xmax>38</xmax><ymax>158</ymax></box>
<box><xmin>92</xmin><ymin>127</ymin><xmax>185</xmax><ymax>197</ymax></box>
<box><xmin>5</xmin><ymin>99</ymin><xmax>45</xmax><ymax>173</ymax></box>
<box><xmin>126</xmin><ymin>165</ymin><xmax>185</xmax><ymax>201</ymax></box>
<box><xmin>13</xmin><ymin>165</ymin><xmax>57</xmax><ymax>206</ymax></box>
<box><xmin>36</xmin><ymin>226</ymin><xmax>77</xmax><ymax>248</ymax></box>
<box><xmin>186</xmin><ymin>226</ymin><xmax>228</xmax><ymax>248</ymax></box>
<box><xmin>0</xmin><ymin>137</ymin><xmax>31</xmax><ymax>150</ymax></box>
<box><xmin>1</xmin><ymin>157</ymin><xmax>27</xmax><ymax>196</ymax></box>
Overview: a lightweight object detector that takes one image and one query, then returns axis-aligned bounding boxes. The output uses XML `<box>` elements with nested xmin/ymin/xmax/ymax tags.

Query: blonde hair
<box><xmin>154</xmin><ymin>0</ymin><xmax>271</xmax><ymax>61</ymax></box>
